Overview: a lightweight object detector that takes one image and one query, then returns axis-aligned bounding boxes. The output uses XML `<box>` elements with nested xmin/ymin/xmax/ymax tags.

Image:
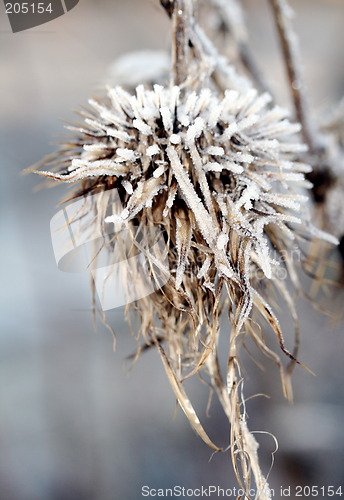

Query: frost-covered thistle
<box><xmin>36</xmin><ymin>83</ymin><xmax>322</xmax><ymax>496</ymax></box>
<box><xmin>38</xmin><ymin>84</ymin><xmax>312</xmax><ymax>331</ymax></box>
<box><xmin>34</xmin><ymin>1</ymin><xmax>339</xmax><ymax>498</ymax></box>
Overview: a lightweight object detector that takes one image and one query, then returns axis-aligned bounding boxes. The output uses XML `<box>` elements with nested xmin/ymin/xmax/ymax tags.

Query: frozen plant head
<box><xmin>33</xmin><ymin>0</ymin><xmax>339</xmax><ymax>497</ymax></box>
<box><xmin>38</xmin><ymin>83</ymin><xmax>317</xmax><ymax>334</ymax></box>
<box><xmin>35</xmin><ymin>81</ymin><xmax>332</xmax><ymax>494</ymax></box>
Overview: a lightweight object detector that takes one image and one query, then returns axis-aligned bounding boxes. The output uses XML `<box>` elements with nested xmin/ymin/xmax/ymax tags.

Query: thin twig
<box><xmin>210</xmin><ymin>0</ymin><xmax>272</xmax><ymax>94</ymax></box>
<box><xmin>171</xmin><ymin>0</ymin><xmax>190</xmax><ymax>87</ymax></box>
<box><xmin>268</xmin><ymin>0</ymin><xmax>319</xmax><ymax>154</ymax></box>
<box><xmin>190</xmin><ymin>23</ymin><xmax>252</xmax><ymax>92</ymax></box>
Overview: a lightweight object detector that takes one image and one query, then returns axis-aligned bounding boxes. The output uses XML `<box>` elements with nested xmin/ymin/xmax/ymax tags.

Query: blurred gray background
<box><xmin>1</xmin><ymin>1</ymin><xmax>344</xmax><ymax>499</ymax></box>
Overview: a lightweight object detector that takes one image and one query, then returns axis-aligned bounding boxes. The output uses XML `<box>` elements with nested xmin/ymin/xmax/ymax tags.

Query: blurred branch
<box><xmin>210</xmin><ymin>0</ymin><xmax>271</xmax><ymax>94</ymax></box>
<box><xmin>268</xmin><ymin>0</ymin><xmax>319</xmax><ymax>154</ymax></box>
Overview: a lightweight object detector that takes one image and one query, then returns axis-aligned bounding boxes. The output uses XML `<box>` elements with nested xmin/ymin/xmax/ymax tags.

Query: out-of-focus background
<box><xmin>1</xmin><ymin>1</ymin><xmax>344</xmax><ymax>499</ymax></box>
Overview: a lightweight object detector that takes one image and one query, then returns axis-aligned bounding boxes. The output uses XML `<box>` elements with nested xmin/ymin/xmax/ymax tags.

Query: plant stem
<box><xmin>211</xmin><ymin>0</ymin><xmax>271</xmax><ymax>94</ymax></box>
<box><xmin>171</xmin><ymin>0</ymin><xmax>190</xmax><ymax>87</ymax></box>
<box><xmin>268</xmin><ymin>0</ymin><xmax>319</xmax><ymax>154</ymax></box>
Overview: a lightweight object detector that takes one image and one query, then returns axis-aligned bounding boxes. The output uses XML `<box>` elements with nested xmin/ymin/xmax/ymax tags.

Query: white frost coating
<box><xmin>261</xmin><ymin>193</ymin><xmax>306</xmax><ymax>211</ymax></box>
<box><xmin>105</xmin><ymin>128</ymin><xmax>132</xmax><ymax>142</ymax></box>
<box><xmin>163</xmin><ymin>184</ymin><xmax>178</xmax><ymax>217</ymax></box>
<box><xmin>43</xmin><ymin>159</ymin><xmax>129</xmax><ymax>182</ymax></box>
<box><xmin>186</xmin><ymin>117</ymin><xmax>205</xmax><ymax>143</ymax></box>
<box><xmin>147</xmin><ymin>144</ymin><xmax>160</xmax><ymax>156</ymax></box>
<box><xmin>169</xmin><ymin>86</ymin><xmax>181</xmax><ymax>111</ymax></box>
<box><xmin>218</xmin><ymin>263</ymin><xmax>233</xmax><ymax>278</ymax></box>
<box><xmin>217</xmin><ymin>233</ymin><xmax>229</xmax><ymax>250</ymax></box>
<box><xmin>245</xmin><ymin>92</ymin><xmax>272</xmax><ymax>115</ymax></box>
<box><xmin>153</xmin><ymin>165</ymin><xmax>165</xmax><ymax>178</ymax></box>
<box><xmin>83</xmin><ymin>144</ymin><xmax>110</xmax><ymax>151</ymax></box>
<box><xmin>278</xmin><ymin>142</ymin><xmax>308</xmax><ymax>153</ymax></box>
<box><xmin>133</xmin><ymin>118</ymin><xmax>152</xmax><ymax>135</ymax></box>
<box><xmin>256</xmin><ymin>239</ymin><xmax>272</xmax><ymax>279</ymax></box>
<box><xmin>167</xmin><ymin>146</ymin><xmax>216</xmax><ymax>246</ymax></box>
<box><xmin>223</xmin><ymin>122</ymin><xmax>238</xmax><ymax>139</ymax></box>
<box><xmin>252</xmin><ymin>138</ymin><xmax>280</xmax><ymax>150</ymax></box>
<box><xmin>175</xmin><ymin>216</ymin><xmax>192</xmax><ymax>290</ymax></box>
<box><xmin>122</xmin><ymin>180</ymin><xmax>133</xmax><ymax>195</ymax></box>
<box><xmin>206</xmin><ymin>146</ymin><xmax>224</xmax><ymax>156</ymax></box>
<box><xmin>135</xmin><ymin>84</ymin><xmax>146</xmax><ymax>107</ymax></box>
<box><xmin>116</xmin><ymin>148</ymin><xmax>136</xmax><ymax>161</ymax></box>
<box><xmin>184</xmin><ymin>91</ymin><xmax>198</xmax><ymax>116</ymax></box>
<box><xmin>123</xmin><ymin>177</ymin><xmax>162</xmax><ymax>221</ymax></box>
<box><xmin>235</xmin><ymin>182</ymin><xmax>260</xmax><ymax>210</ymax></box>
<box><xmin>203</xmin><ymin>162</ymin><xmax>223</xmax><ymax>172</ymax></box>
<box><xmin>274</xmin><ymin>172</ymin><xmax>305</xmax><ymax>182</ymax></box>
<box><xmin>188</xmin><ymin>142</ymin><xmax>219</xmax><ymax>225</ymax></box>
<box><xmin>193</xmin><ymin>88</ymin><xmax>212</xmax><ymax>117</ymax></box>
<box><xmin>224</xmin><ymin>162</ymin><xmax>244</xmax><ymax>174</ymax></box>
<box><xmin>237</xmin><ymin>114</ymin><xmax>259</xmax><ymax>131</ymax></box>
<box><xmin>289</xmin><ymin>162</ymin><xmax>312</xmax><ymax>174</ymax></box>
<box><xmin>170</xmin><ymin>134</ymin><xmax>181</xmax><ymax>144</ymax></box>
<box><xmin>197</xmin><ymin>255</ymin><xmax>211</xmax><ymax>279</ymax></box>
<box><xmin>152</xmin><ymin>84</ymin><xmax>164</xmax><ymax>107</ymax></box>
<box><xmin>306</xmin><ymin>222</ymin><xmax>339</xmax><ymax>245</ymax></box>
<box><xmin>121</xmin><ymin>208</ymin><xmax>130</xmax><ymax>220</ymax></box>
<box><xmin>160</xmin><ymin>106</ymin><xmax>173</xmax><ymax>135</ymax></box>
<box><xmin>207</xmin><ymin>104</ymin><xmax>223</xmax><ymax>129</ymax></box>
<box><xmin>236</xmin><ymin>153</ymin><xmax>254</xmax><ymax>164</ymax></box>
<box><xmin>221</xmin><ymin>90</ymin><xmax>239</xmax><ymax>112</ymax></box>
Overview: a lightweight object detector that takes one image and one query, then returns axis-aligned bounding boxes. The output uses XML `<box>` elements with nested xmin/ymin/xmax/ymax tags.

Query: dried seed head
<box><xmin>37</xmin><ymin>84</ymin><xmax>318</xmax><ymax>328</ymax></box>
<box><xmin>35</xmin><ymin>77</ymin><xmax>339</xmax><ymax>500</ymax></box>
